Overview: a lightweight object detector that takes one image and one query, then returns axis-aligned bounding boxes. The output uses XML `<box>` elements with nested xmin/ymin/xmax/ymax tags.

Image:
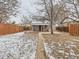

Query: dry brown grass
<box><xmin>43</xmin><ymin>32</ymin><xmax>79</xmax><ymax>59</ymax></box>
<box><xmin>43</xmin><ymin>32</ymin><xmax>79</xmax><ymax>44</ymax></box>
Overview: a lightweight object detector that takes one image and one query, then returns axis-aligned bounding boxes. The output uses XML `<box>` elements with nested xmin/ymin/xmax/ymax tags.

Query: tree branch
<box><xmin>60</xmin><ymin>17</ymin><xmax>78</xmax><ymax>24</ymax></box>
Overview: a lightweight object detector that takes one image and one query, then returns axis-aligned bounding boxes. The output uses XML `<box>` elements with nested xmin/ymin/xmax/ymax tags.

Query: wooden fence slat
<box><xmin>69</xmin><ymin>23</ymin><xmax>79</xmax><ymax>36</ymax></box>
<box><xmin>0</xmin><ymin>23</ymin><xmax>23</xmax><ymax>35</ymax></box>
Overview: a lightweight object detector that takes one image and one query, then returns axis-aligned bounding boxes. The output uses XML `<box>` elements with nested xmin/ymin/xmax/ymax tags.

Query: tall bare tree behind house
<box><xmin>0</xmin><ymin>0</ymin><xmax>19</xmax><ymax>23</ymax></box>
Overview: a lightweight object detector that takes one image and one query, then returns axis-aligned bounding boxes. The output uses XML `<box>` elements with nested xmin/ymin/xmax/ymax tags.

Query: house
<box><xmin>32</xmin><ymin>21</ymin><xmax>50</xmax><ymax>32</ymax></box>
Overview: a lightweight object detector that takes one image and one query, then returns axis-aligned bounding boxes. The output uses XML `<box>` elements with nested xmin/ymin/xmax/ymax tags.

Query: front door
<box><xmin>39</xmin><ymin>26</ymin><xmax>41</xmax><ymax>31</ymax></box>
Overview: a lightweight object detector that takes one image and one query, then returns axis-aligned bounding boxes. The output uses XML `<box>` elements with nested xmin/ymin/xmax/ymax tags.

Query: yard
<box><xmin>0</xmin><ymin>31</ymin><xmax>79</xmax><ymax>59</ymax></box>
<box><xmin>43</xmin><ymin>32</ymin><xmax>79</xmax><ymax>59</ymax></box>
<box><xmin>1</xmin><ymin>0</ymin><xmax>79</xmax><ymax>59</ymax></box>
<box><xmin>0</xmin><ymin>32</ymin><xmax>37</xmax><ymax>59</ymax></box>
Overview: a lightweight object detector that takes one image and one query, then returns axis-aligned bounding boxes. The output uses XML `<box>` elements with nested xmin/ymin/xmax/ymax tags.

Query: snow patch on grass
<box><xmin>44</xmin><ymin>43</ymin><xmax>55</xmax><ymax>59</ymax></box>
<box><xmin>0</xmin><ymin>32</ymin><xmax>37</xmax><ymax>59</ymax></box>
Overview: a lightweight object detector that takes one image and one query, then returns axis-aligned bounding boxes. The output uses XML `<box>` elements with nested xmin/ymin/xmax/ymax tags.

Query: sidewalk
<box><xmin>35</xmin><ymin>32</ymin><xmax>48</xmax><ymax>59</ymax></box>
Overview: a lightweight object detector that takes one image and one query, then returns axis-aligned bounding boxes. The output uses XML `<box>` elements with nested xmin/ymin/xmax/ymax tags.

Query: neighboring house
<box><xmin>60</xmin><ymin>19</ymin><xmax>79</xmax><ymax>24</ymax></box>
<box><xmin>32</xmin><ymin>21</ymin><xmax>50</xmax><ymax>32</ymax></box>
<box><xmin>18</xmin><ymin>21</ymin><xmax>31</xmax><ymax>27</ymax></box>
<box><xmin>60</xmin><ymin>19</ymin><xmax>74</xmax><ymax>26</ymax></box>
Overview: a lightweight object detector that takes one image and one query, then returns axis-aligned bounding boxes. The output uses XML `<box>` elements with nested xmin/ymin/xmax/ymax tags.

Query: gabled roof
<box><xmin>32</xmin><ymin>20</ymin><xmax>50</xmax><ymax>25</ymax></box>
<box><xmin>62</xmin><ymin>19</ymin><xmax>73</xmax><ymax>23</ymax></box>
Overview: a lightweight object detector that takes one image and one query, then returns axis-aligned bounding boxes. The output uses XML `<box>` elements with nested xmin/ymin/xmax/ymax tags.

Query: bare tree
<box><xmin>21</xmin><ymin>15</ymin><xmax>31</xmax><ymax>24</ymax></box>
<box><xmin>63</xmin><ymin>0</ymin><xmax>79</xmax><ymax>20</ymax></box>
<box><xmin>35</xmin><ymin>0</ymin><xmax>79</xmax><ymax>34</ymax></box>
<box><xmin>0</xmin><ymin>0</ymin><xmax>19</xmax><ymax>23</ymax></box>
<box><xmin>58</xmin><ymin>0</ymin><xmax>79</xmax><ymax>24</ymax></box>
<box><xmin>36</xmin><ymin>0</ymin><xmax>65</xmax><ymax>34</ymax></box>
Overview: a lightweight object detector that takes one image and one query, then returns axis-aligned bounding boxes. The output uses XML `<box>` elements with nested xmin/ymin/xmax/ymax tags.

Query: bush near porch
<box><xmin>56</xmin><ymin>26</ymin><xmax>69</xmax><ymax>32</ymax></box>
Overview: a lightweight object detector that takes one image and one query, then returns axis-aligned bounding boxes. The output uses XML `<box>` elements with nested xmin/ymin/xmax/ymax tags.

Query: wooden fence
<box><xmin>69</xmin><ymin>23</ymin><xmax>79</xmax><ymax>36</ymax></box>
<box><xmin>0</xmin><ymin>23</ymin><xmax>23</xmax><ymax>35</ymax></box>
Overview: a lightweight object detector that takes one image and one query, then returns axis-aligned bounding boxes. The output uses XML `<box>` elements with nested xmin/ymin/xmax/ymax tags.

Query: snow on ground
<box><xmin>0</xmin><ymin>32</ymin><xmax>37</xmax><ymax>59</ymax></box>
<box><xmin>44</xmin><ymin>39</ymin><xmax>79</xmax><ymax>59</ymax></box>
<box><xmin>44</xmin><ymin>43</ymin><xmax>55</xmax><ymax>59</ymax></box>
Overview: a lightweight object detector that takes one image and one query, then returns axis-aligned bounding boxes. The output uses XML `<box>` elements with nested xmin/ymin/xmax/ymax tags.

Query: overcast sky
<box><xmin>10</xmin><ymin>0</ymin><xmax>37</xmax><ymax>24</ymax></box>
<box><xmin>9</xmin><ymin>0</ymin><xmax>62</xmax><ymax>24</ymax></box>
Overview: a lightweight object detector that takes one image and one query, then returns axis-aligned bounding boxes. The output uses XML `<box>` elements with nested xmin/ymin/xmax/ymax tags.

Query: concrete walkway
<box><xmin>35</xmin><ymin>32</ymin><xmax>62</xmax><ymax>59</ymax></box>
<box><xmin>35</xmin><ymin>32</ymin><xmax>48</xmax><ymax>59</ymax></box>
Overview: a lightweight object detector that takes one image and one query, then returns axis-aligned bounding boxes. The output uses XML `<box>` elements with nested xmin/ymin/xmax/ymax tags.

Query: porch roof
<box><xmin>32</xmin><ymin>21</ymin><xmax>49</xmax><ymax>26</ymax></box>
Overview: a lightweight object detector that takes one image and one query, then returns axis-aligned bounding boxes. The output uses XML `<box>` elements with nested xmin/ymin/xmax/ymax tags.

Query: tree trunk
<box><xmin>50</xmin><ymin>0</ymin><xmax>53</xmax><ymax>34</ymax></box>
<box><xmin>0</xmin><ymin>18</ymin><xmax>2</xmax><ymax>23</ymax></box>
<box><xmin>50</xmin><ymin>20</ymin><xmax>53</xmax><ymax>34</ymax></box>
